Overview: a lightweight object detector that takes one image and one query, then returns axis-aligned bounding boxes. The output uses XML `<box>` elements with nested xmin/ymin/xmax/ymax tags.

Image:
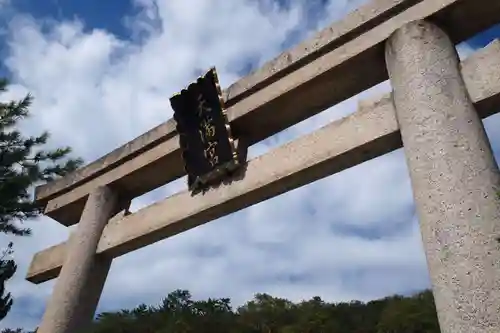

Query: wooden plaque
<box><xmin>170</xmin><ymin>67</ymin><xmax>240</xmax><ymax>192</ymax></box>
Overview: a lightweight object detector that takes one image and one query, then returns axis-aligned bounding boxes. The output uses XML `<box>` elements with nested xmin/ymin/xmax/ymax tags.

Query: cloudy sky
<box><xmin>0</xmin><ymin>0</ymin><xmax>499</xmax><ymax>330</ymax></box>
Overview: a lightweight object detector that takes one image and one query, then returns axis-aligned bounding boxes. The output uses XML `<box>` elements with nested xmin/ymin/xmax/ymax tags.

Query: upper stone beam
<box><xmin>34</xmin><ymin>0</ymin><xmax>420</xmax><ymax>205</ymax></box>
<box><xmin>36</xmin><ymin>0</ymin><xmax>500</xmax><ymax>226</ymax></box>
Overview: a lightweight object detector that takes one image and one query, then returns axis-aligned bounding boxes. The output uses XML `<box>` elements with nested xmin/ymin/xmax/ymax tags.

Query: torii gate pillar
<box><xmin>37</xmin><ymin>186</ymin><xmax>125</xmax><ymax>333</ymax></box>
<box><xmin>386</xmin><ymin>20</ymin><xmax>500</xmax><ymax>333</ymax></box>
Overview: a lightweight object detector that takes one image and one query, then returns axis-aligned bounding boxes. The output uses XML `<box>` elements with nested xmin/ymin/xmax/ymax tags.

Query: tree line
<box><xmin>4</xmin><ymin>288</ymin><xmax>441</xmax><ymax>333</ymax></box>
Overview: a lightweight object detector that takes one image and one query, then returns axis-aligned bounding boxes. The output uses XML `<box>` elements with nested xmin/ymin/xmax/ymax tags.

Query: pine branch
<box><xmin>0</xmin><ymin>78</ymin><xmax>83</xmax><ymax>236</ymax></box>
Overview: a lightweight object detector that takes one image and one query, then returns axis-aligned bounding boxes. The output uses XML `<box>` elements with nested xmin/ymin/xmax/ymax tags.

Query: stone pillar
<box><xmin>37</xmin><ymin>186</ymin><xmax>124</xmax><ymax>333</ymax></box>
<box><xmin>385</xmin><ymin>20</ymin><xmax>500</xmax><ymax>333</ymax></box>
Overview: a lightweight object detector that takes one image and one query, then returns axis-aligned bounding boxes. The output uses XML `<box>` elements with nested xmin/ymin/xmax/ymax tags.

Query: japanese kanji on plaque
<box><xmin>170</xmin><ymin>67</ymin><xmax>240</xmax><ymax>192</ymax></box>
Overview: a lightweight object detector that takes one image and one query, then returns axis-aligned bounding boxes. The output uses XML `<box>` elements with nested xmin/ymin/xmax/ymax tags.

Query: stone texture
<box><xmin>222</xmin><ymin>0</ymin><xmax>421</xmax><ymax>103</ymax></box>
<box><xmin>385</xmin><ymin>20</ymin><xmax>500</xmax><ymax>333</ymax></box>
<box><xmin>37</xmin><ymin>187</ymin><xmax>124</xmax><ymax>333</ymax></box>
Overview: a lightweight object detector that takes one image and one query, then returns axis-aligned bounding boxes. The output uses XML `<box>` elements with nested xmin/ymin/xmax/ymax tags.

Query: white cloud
<box><xmin>0</xmin><ymin>0</ymin><xmax>498</xmax><ymax>330</ymax></box>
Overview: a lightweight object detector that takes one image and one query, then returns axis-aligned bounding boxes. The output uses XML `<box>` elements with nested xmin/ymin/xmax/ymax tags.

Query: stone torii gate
<box><xmin>26</xmin><ymin>0</ymin><xmax>500</xmax><ymax>332</ymax></box>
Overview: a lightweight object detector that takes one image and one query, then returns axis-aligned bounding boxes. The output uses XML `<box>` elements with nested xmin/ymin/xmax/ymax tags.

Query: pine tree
<box><xmin>0</xmin><ymin>78</ymin><xmax>83</xmax><ymax>235</ymax></box>
<box><xmin>0</xmin><ymin>77</ymin><xmax>83</xmax><ymax>322</ymax></box>
<box><xmin>0</xmin><ymin>243</ymin><xmax>16</xmax><ymax>322</ymax></box>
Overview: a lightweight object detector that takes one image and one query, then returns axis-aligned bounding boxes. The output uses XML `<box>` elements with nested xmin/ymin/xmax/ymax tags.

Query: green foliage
<box><xmin>23</xmin><ymin>288</ymin><xmax>439</xmax><ymax>333</ymax></box>
<box><xmin>0</xmin><ymin>78</ymin><xmax>83</xmax><ymax>236</ymax></box>
<box><xmin>0</xmin><ymin>243</ymin><xmax>16</xmax><ymax>322</ymax></box>
<box><xmin>4</xmin><ymin>289</ymin><xmax>441</xmax><ymax>332</ymax></box>
<box><xmin>376</xmin><ymin>291</ymin><xmax>440</xmax><ymax>333</ymax></box>
<box><xmin>1</xmin><ymin>329</ymin><xmax>36</xmax><ymax>333</ymax></box>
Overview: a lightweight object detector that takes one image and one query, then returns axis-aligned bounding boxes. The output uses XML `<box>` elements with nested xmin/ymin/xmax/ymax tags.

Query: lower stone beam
<box><xmin>27</xmin><ymin>39</ymin><xmax>500</xmax><ymax>284</ymax></box>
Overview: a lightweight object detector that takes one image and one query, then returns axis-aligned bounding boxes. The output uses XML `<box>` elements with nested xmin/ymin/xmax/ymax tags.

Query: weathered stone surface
<box><xmin>386</xmin><ymin>20</ymin><xmax>500</xmax><ymax>333</ymax></box>
<box><xmin>37</xmin><ymin>187</ymin><xmax>126</xmax><ymax>333</ymax></box>
<box><xmin>222</xmin><ymin>0</ymin><xmax>423</xmax><ymax>103</ymax></box>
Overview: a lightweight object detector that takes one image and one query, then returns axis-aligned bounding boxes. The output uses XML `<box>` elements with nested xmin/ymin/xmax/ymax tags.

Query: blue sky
<box><xmin>7</xmin><ymin>0</ymin><xmax>137</xmax><ymax>37</ymax></box>
<box><xmin>0</xmin><ymin>0</ymin><xmax>499</xmax><ymax>331</ymax></box>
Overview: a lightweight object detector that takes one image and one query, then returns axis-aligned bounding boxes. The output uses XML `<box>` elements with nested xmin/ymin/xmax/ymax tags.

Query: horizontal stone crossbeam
<box><xmin>34</xmin><ymin>0</ymin><xmax>423</xmax><ymax>204</ymax></box>
<box><xmin>36</xmin><ymin>0</ymin><xmax>500</xmax><ymax>226</ymax></box>
<box><xmin>26</xmin><ymin>39</ymin><xmax>500</xmax><ymax>284</ymax></box>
